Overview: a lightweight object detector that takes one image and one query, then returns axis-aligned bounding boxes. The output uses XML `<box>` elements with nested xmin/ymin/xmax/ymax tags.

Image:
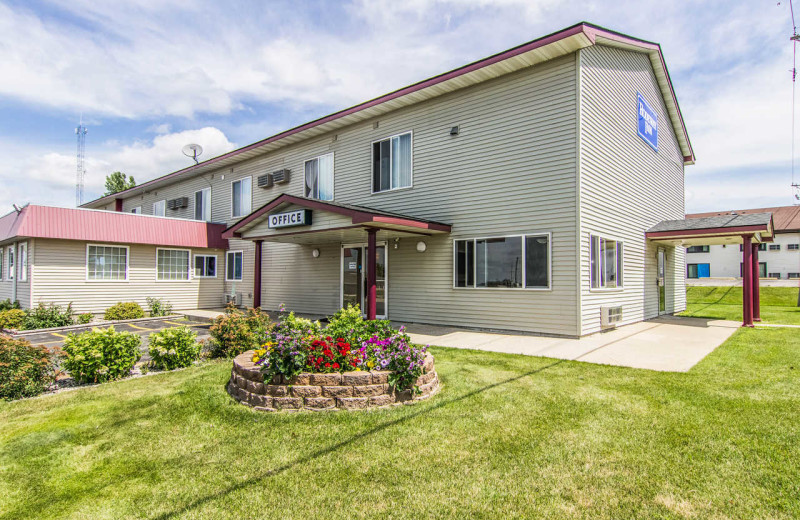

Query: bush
<box><xmin>0</xmin><ymin>299</ymin><xmax>21</xmax><ymax>312</ymax></box>
<box><xmin>325</xmin><ymin>304</ymin><xmax>394</xmax><ymax>344</ymax></box>
<box><xmin>62</xmin><ymin>327</ymin><xmax>141</xmax><ymax>384</ymax></box>
<box><xmin>77</xmin><ymin>313</ymin><xmax>93</xmax><ymax>325</ymax></box>
<box><xmin>104</xmin><ymin>302</ymin><xmax>145</xmax><ymax>321</ymax></box>
<box><xmin>148</xmin><ymin>327</ymin><xmax>202</xmax><ymax>370</ymax></box>
<box><xmin>23</xmin><ymin>303</ymin><xmax>74</xmax><ymax>330</ymax></box>
<box><xmin>146</xmin><ymin>297</ymin><xmax>173</xmax><ymax>317</ymax></box>
<box><xmin>0</xmin><ymin>309</ymin><xmax>26</xmax><ymax>330</ymax></box>
<box><xmin>0</xmin><ymin>336</ymin><xmax>56</xmax><ymax>400</ymax></box>
<box><xmin>208</xmin><ymin>304</ymin><xmax>272</xmax><ymax>358</ymax></box>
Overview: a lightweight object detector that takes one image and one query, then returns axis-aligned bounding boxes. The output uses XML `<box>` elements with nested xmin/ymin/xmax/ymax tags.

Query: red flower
<box><xmin>333</xmin><ymin>362</ymin><xmax>340</xmax><ymax>369</ymax></box>
<box><xmin>325</xmin><ymin>362</ymin><xmax>331</xmax><ymax>368</ymax></box>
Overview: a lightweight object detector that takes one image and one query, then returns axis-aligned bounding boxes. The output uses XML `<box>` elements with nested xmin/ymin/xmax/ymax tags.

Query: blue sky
<box><xmin>0</xmin><ymin>0</ymin><xmax>798</xmax><ymax>212</ymax></box>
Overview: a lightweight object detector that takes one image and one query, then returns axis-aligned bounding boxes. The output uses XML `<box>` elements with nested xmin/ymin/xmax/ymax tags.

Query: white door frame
<box><xmin>340</xmin><ymin>241</ymin><xmax>388</xmax><ymax>319</ymax></box>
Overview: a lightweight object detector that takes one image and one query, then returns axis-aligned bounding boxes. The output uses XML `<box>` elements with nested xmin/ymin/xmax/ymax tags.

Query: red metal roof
<box><xmin>0</xmin><ymin>205</ymin><xmax>228</xmax><ymax>249</ymax></box>
<box><xmin>686</xmin><ymin>206</ymin><xmax>800</xmax><ymax>233</ymax></box>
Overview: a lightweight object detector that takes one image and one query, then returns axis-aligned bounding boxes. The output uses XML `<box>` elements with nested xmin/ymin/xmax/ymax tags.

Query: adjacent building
<box><xmin>683</xmin><ymin>206</ymin><xmax>800</xmax><ymax>281</ymax></box>
<box><xmin>3</xmin><ymin>22</ymin><xmax>699</xmax><ymax>336</ymax></box>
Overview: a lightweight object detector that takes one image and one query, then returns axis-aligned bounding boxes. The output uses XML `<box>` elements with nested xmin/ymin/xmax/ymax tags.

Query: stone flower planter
<box><xmin>227</xmin><ymin>350</ymin><xmax>439</xmax><ymax>412</ymax></box>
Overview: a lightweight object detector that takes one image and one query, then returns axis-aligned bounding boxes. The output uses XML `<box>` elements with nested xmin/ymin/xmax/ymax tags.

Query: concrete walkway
<box><xmin>405</xmin><ymin>316</ymin><xmax>741</xmax><ymax>372</ymax></box>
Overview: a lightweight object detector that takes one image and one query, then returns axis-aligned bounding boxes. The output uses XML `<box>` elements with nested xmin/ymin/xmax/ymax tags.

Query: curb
<box><xmin>4</xmin><ymin>314</ymin><xmax>192</xmax><ymax>337</ymax></box>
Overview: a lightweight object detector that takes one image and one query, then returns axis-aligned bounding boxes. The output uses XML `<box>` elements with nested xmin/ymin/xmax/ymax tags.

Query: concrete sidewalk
<box><xmin>405</xmin><ymin>316</ymin><xmax>740</xmax><ymax>372</ymax></box>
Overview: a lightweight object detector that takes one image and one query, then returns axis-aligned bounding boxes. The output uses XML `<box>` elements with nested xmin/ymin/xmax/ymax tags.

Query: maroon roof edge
<box><xmin>83</xmin><ymin>22</ymin><xmax>693</xmax><ymax>208</ymax></box>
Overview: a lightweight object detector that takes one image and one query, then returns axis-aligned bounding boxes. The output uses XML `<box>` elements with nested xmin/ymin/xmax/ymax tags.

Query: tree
<box><xmin>104</xmin><ymin>171</ymin><xmax>136</xmax><ymax>195</ymax></box>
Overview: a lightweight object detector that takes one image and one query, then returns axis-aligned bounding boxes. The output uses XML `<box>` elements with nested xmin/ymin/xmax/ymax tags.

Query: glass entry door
<box><xmin>342</xmin><ymin>243</ymin><xmax>387</xmax><ymax>318</ymax></box>
<box><xmin>657</xmin><ymin>248</ymin><xmax>666</xmax><ymax>314</ymax></box>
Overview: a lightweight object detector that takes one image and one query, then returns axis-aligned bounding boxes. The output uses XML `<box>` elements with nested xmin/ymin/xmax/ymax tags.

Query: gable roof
<box><xmin>686</xmin><ymin>206</ymin><xmax>800</xmax><ymax>233</ymax></box>
<box><xmin>0</xmin><ymin>205</ymin><xmax>228</xmax><ymax>249</ymax></box>
<box><xmin>83</xmin><ymin>22</ymin><xmax>694</xmax><ymax>209</ymax></box>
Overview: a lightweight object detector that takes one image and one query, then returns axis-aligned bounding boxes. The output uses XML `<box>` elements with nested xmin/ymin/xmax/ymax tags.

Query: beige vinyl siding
<box><xmin>578</xmin><ymin>45</ymin><xmax>686</xmax><ymax>335</ymax></box>
<box><xmin>0</xmin><ymin>240</ymin><xmax>32</xmax><ymax>308</ymax></box>
<box><xmin>223</xmin><ymin>238</ymin><xmax>255</xmax><ymax>308</ymax></box>
<box><xmin>31</xmin><ymin>239</ymin><xmax>225</xmax><ymax>313</ymax></box>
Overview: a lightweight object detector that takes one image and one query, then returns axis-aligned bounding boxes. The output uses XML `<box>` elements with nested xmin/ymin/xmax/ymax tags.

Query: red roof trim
<box><xmin>84</xmin><ymin>22</ymin><xmax>693</xmax><ymax>208</ymax></box>
<box><xmin>645</xmin><ymin>224</ymin><xmax>770</xmax><ymax>239</ymax></box>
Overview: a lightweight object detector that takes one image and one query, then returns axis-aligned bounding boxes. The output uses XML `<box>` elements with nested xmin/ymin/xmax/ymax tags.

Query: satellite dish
<box><xmin>182</xmin><ymin>143</ymin><xmax>203</xmax><ymax>164</ymax></box>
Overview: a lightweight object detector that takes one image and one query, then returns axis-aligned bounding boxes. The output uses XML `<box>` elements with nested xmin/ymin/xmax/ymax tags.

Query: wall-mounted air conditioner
<box><xmin>224</xmin><ymin>293</ymin><xmax>242</xmax><ymax>306</ymax></box>
<box><xmin>601</xmin><ymin>306</ymin><xmax>623</xmax><ymax>329</ymax></box>
<box><xmin>257</xmin><ymin>174</ymin><xmax>273</xmax><ymax>188</ymax></box>
<box><xmin>167</xmin><ymin>197</ymin><xmax>189</xmax><ymax>210</ymax></box>
<box><xmin>271</xmin><ymin>169</ymin><xmax>290</xmax><ymax>184</ymax></box>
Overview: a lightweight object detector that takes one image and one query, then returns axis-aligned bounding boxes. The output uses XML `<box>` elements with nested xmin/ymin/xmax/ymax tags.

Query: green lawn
<box><xmin>1</xmin><ymin>329</ymin><xmax>799</xmax><ymax>519</ymax></box>
<box><xmin>680</xmin><ymin>286</ymin><xmax>800</xmax><ymax>324</ymax></box>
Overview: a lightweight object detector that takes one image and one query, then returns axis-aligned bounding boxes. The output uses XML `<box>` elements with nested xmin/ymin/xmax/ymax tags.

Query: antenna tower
<box><xmin>790</xmin><ymin>1</ymin><xmax>800</xmax><ymax>203</ymax></box>
<box><xmin>75</xmin><ymin>121</ymin><xmax>87</xmax><ymax>207</ymax></box>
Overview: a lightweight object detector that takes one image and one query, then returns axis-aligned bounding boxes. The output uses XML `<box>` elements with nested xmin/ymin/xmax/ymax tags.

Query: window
<box><xmin>590</xmin><ymin>235</ymin><xmax>623</xmax><ymax>289</ymax></box>
<box><xmin>740</xmin><ymin>262</ymin><xmax>767</xmax><ymax>278</ymax></box>
<box><xmin>686</xmin><ymin>245</ymin><xmax>709</xmax><ymax>253</ymax></box>
<box><xmin>454</xmin><ymin>234</ymin><xmax>550</xmax><ymax>289</ymax></box>
<box><xmin>131</xmin><ymin>207</ymin><xmax>141</xmax><ymax>214</ymax></box>
<box><xmin>769</xmin><ymin>272</ymin><xmax>781</xmax><ymax>279</ymax></box>
<box><xmin>231</xmin><ymin>178</ymin><xmax>252</xmax><ymax>217</ymax></box>
<box><xmin>769</xmin><ymin>244</ymin><xmax>781</xmax><ymax>251</ymax></box>
<box><xmin>789</xmin><ymin>244</ymin><xmax>799</xmax><ymax>251</ymax></box>
<box><xmin>740</xmin><ymin>243</ymin><xmax>766</xmax><ymax>251</ymax></box>
<box><xmin>7</xmin><ymin>246</ymin><xmax>14</xmax><ymax>280</ymax></box>
<box><xmin>194</xmin><ymin>255</ymin><xmax>217</xmax><ymax>278</ymax></box>
<box><xmin>153</xmin><ymin>200</ymin><xmax>166</xmax><ymax>217</ymax></box>
<box><xmin>157</xmin><ymin>249</ymin><xmax>190</xmax><ymax>281</ymax></box>
<box><xmin>372</xmin><ymin>132</ymin><xmax>412</xmax><ymax>192</ymax></box>
<box><xmin>0</xmin><ymin>247</ymin><xmax>3</xmax><ymax>281</ymax></box>
<box><xmin>87</xmin><ymin>245</ymin><xmax>128</xmax><ymax>281</ymax></box>
<box><xmin>304</xmin><ymin>153</ymin><xmax>334</xmax><ymax>201</ymax></box>
<box><xmin>788</xmin><ymin>273</ymin><xmax>800</xmax><ymax>279</ymax></box>
<box><xmin>18</xmin><ymin>242</ymin><xmax>27</xmax><ymax>282</ymax></box>
<box><xmin>226</xmin><ymin>251</ymin><xmax>243</xmax><ymax>281</ymax></box>
<box><xmin>195</xmin><ymin>188</ymin><xmax>211</xmax><ymax>221</ymax></box>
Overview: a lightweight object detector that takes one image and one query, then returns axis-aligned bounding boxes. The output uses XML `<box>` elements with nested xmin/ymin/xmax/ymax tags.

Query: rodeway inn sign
<box><xmin>267</xmin><ymin>209</ymin><xmax>313</xmax><ymax>229</ymax></box>
<box><xmin>637</xmin><ymin>92</ymin><xmax>658</xmax><ymax>152</ymax></box>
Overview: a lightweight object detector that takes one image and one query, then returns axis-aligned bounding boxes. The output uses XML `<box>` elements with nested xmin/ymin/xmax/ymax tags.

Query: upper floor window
<box><xmin>304</xmin><ymin>153</ymin><xmax>334</xmax><ymax>201</ymax></box>
<box><xmin>153</xmin><ymin>200</ymin><xmax>166</xmax><ymax>217</ymax></box>
<box><xmin>789</xmin><ymin>244</ymin><xmax>800</xmax><ymax>251</ymax></box>
<box><xmin>686</xmin><ymin>245</ymin><xmax>709</xmax><ymax>253</ymax></box>
<box><xmin>231</xmin><ymin>177</ymin><xmax>252</xmax><ymax>218</ymax></box>
<box><xmin>740</xmin><ymin>243</ymin><xmax>766</xmax><ymax>252</ymax></box>
<box><xmin>131</xmin><ymin>207</ymin><xmax>141</xmax><ymax>214</ymax></box>
<box><xmin>87</xmin><ymin>244</ymin><xmax>128</xmax><ymax>281</ymax></box>
<box><xmin>769</xmin><ymin>244</ymin><xmax>781</xmax><ymax>251</ymax></box>
<box><xmin>195</xmin><ymin>188</ymin><xmax>211</xmax><ymax>221</ymax></box>
<box><xmin>590</xmin><ymin>235</ymin><xmax>623</xmax><ymax>289</ymax></box>
<box><xmin>372</xmin><ymin>132</ymin><xmax>412</xmax><ymax>193</ymax></box>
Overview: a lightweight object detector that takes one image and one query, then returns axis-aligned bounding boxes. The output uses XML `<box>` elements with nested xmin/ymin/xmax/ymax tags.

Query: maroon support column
<box><xmin>752</xmin><ymin>242</ymin><xmax>761</xmax><ymax>322</ymax></box>
<box><xmin>366</xmin><ymin>228</ymin><xmax>377</xmax><ymax>321</ymax></box>
<box><xmin>253</xmin><ymin>240</ymin><xmax>263</xmax><ymax>309</ymax></box>
<box><xmin>742</xmin><ymin>234</ymin><xmax>754</xmax><ymax>327</ymax></box>
<box><xmin>115</xmin><ymin>198</ymin><xmax>123</xmax><ymax>212</ymax></box>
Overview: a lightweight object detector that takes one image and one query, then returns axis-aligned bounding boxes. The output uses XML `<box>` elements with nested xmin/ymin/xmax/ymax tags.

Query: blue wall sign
<box><xmin>637</xmin><ymin>92</ymin><xmax>658</xmax><ymax>152</ymax></box>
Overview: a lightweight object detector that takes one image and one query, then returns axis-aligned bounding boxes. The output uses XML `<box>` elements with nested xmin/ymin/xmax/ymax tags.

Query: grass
<box><xmin>1</xmin><ymin>329</ymin><xmax>799</xmax><ymax>519</ymax></box>
<box><xmin>680</xmin><ymin>286</ymin><xmax>800</xmax><ymax>324</ymax></box>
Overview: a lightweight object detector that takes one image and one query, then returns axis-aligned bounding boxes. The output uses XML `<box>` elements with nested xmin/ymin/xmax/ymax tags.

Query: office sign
<box><xmin>637</xmin><ymin>92</ymin><xmax>658</xmax><ymax>152</ymax></box>
<box><xmin>268</xmin><ymin>209</ymin><xmax>312</xmax><ymax>229</ymax></box>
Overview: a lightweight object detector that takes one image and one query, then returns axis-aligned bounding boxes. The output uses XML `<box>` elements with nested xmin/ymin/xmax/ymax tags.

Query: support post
<box><xmin>742</xmin><ymin>234</ymin><xmax>754</xmax><ymax>327</ymax></box>
<box><xmin>752</xmin><ymin>242</ymin><xmax>761</xmax><ymax>322</ymax></box>
<box><xmin>366</xmin><ymin>228</ymin><xmax>377</xmax><ymax>321</ymax></box>
<box><xmin>115</xmin><ymin>198</ymin><xmax>123</xmax><ymax>212</ymax></box>
<box><xmin>253</xmin><ymin>240</ymin><xmax>263</xmax><ymax>309</ymax></box>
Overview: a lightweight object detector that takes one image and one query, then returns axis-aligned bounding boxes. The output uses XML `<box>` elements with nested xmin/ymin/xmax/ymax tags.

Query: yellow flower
<box><xmin>367</xmin><ymin>360</ymin><xmax>376</xmax><ymax>369</ymax></box>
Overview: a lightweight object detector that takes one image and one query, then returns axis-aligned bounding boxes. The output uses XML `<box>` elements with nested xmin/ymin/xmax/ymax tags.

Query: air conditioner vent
<box><xmin>224</xmin><ymin>293</ymin><xmax>242</xmax><ymax>306</ymax></box>
<box><xmin>601</xmin><ymin>306</ymin><xmax>623</xmax><ymax>329</ymax></box>
<box><xmin>257</xmin><ymin>174</ymin><xmax>273</xmax><ymax>188</ymax></box>
<box><xmin>167</xmin><ymin>197</ymin><xmax>189</xmax><ymax>210</ymax></box>
<box><xmin>272</xmin><ymin>169</ymin><xmax>290</xmax><ymax>184</ymax></box>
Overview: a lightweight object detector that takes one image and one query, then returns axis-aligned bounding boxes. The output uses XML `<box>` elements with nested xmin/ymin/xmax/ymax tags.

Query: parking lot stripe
<box><xmin>52</xmin><ymin>332</ymin><xmax>68</xmax><ymax>339</ymax></box>
<box><xmin>127</xmin><ymin>323</ymin><xmax>153</xmax><ymax>331</ymax></box>
<box><xmin>164</xmin><ymin>320</ymin><xmax>189</xmax><ymax>327</ymax></box>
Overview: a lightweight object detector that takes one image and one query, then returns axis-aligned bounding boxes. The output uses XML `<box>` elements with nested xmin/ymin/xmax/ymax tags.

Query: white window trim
<box><xmin>18</xmin><ymin>242</ymin><xmax>27</xmax><ymax>282</ymax></box>
<box><xmin>7</xmin><ymin>245</ymin><xmax>15</xmax><ymax>281</ymax></box>
<box><xmin>303</xmin><ymin>152</ymin><xmax>335</xmax><ymax>201</ymax></box>
<box><xmin>85</xmin><ymin>243</ymin><xmax>130</xmax><ymax>282</ymax></box>
<box><xmin>0</xmin><ymin>246</ymin><xmax>4</xmax><ymax>281</ymax></box>
<box><xmin>131</xmin><ymin>206</ymin><xmax>142</xmax><ymax>214</ymax></box>
<box><xmin>194</xmin><ymin>254</ymin><xmax>218</xmax><ymax>278</ymax></box>
<box><xmin>155</xmin><ymin>248</ymin><xmax>192</xmax><ymax>282</ymax></box>
<box><xmin>195</xmin><ymin>187</ymin><xmax>212</xmax><ymax>222</ymax></box>
<box><xmin>153</xmin><ymin>200</ymin><xmax>166</xmax><ymax>217</ymax></box>
<box><xmin>452</xmin><ymin>233</ymin><xmax>552</xmax><ymax>291</ymax></box>
<box><xmin>230</xmin><ymin>177</ymin><xmax>253</xmax><ymax>218</ymax></box>
<box><xmin>589</xmin><ymin>233</ymin><xmax>625</xmax><ymax>293</ymax></box>
<box><xmin>370</xmin><ymin>130</ymin><xmax>414</xmax><ymax>194</ymax></box>
<box><xmin>225</xmin><ymin>250</ymin><xmax>244</xmax><ymax>282</ymax></box>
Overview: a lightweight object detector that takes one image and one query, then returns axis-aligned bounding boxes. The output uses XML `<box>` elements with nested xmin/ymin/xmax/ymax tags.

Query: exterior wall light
<box><xmin>416</xmin><ymin>241</ymin><xmax>427</xmax><ymax>253</ymax></box>
<box><xmin>393</xmin><ymin>238</ymin><xmax>400</xmax><ymax>249</ymax></box>
<box><xmin>312</xmin><ymin>248</ymin><xmax>320</xmax><ymax>258</ymax></box>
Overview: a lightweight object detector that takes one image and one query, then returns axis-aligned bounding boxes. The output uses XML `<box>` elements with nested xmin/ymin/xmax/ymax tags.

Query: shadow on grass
<box><xmin>685</xmin><ymin>286</ymin><xmax>736</xmax><ymax>316</ymax></box>
<box><xmin>151</xmin><ymin>358</ymin><xmax>565</xmax><ymax>520</ymax></box>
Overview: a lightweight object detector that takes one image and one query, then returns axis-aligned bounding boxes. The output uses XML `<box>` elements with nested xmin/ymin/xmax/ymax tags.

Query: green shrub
<box><xmin>148</xmin><ymin>327</ymin><xmax>201</xmax><ymax>370</ymax></box>
<box><xmin>77</xmin><ymin>313</ymin><xmax>93</xmax><ymax>325</ymax></box>
<box><xmin>146</xmin><ymin>297</ymin><xmax>173</xmax><ymax>317</ymax></box>
<box><xmin>0</xmin><ymin>336</ymin><xmax>56</xmax><ymax>400</ymax></box>
<box><xmin>0</xmin><ymin>299</ymin><xmax>21</xmax><ymax>312</ymax></box>
<box><xmin>0</xmin><ymin>309</ymin><xmax>26</xmax><ymax>330</ymax></box>
<box><xmin>104</xmin><ymin>302</ymin><xmax>145</xmax><ymax>321</ymax></box>
<box><xmin>208</xmin><ymin>304</ymin><xmax>272</xmax><ymax>358</ymax></box>
<box><xmin>23</xmin><ymin>303</ymin><xmax>74</xmax><ymax>330</ymax></box>
<box><xmin>62</xmin><ymin>327</ymin><xmax>141</xmax><ymax>384</ymax></box>
<box><xmin>325</xmin><ymin>304</ymin><xmax>394</xmax><ymax>344</ymax></box>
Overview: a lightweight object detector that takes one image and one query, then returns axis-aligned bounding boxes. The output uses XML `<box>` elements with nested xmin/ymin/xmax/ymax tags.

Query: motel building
<box><xmin>0</xmin><ymin>22</ymin><xmax>774</xmax><ymax>336</ymax></box>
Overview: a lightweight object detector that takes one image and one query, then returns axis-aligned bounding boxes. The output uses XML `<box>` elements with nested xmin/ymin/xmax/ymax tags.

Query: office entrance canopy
<box><xmin>646</xmin><ymin>212</ymin><xmax>775</xmax><ymax>327</ymax></box>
